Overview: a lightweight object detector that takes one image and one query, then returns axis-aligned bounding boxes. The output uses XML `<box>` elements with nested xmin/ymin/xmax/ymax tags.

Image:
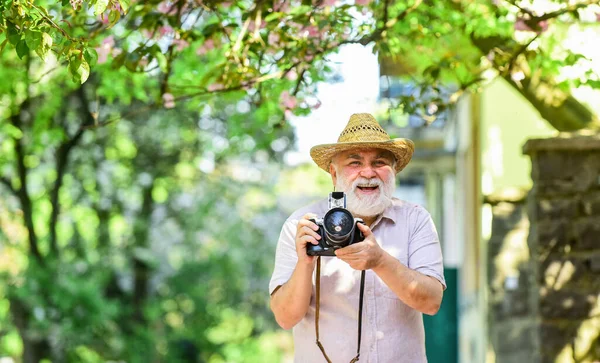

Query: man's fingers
<box><xmin>335</xmin><ymin>242</ymin><xmax>367</xmax><ymax>256</ymax></box>
<box><xmin>301</xmin><ymin>226</ymin><xmax>321</xmax><ymax>240</ymax></box>
<box><xmin>356</xmin><ymin>222</ymin><xmax>372</xmax><ymax>236</ymax></box>
<box><xmin>298</xmin><ymin>214</ymin><xmax>319</xmax><ymax>231</ymax></box>
<box><xmin>300</xmin><ymin>235</ymin><xmax>319</xmax><ymax>245</ymax></box>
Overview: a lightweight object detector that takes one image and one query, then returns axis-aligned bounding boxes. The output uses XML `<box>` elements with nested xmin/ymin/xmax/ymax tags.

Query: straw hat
<box><xmin>310</xmin><ymin>113</ymin><xmax>414</xmax><ymax>174</ymax></box>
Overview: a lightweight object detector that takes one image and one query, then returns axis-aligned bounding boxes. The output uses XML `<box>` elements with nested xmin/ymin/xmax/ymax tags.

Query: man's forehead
<box><xmin>335</xmin><ymin>148</ymin><xmax>395</xmax><ymax>160</ymax></box>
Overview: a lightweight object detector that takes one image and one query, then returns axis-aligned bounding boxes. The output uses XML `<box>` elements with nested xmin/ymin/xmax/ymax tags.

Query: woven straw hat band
<box><xmin>338</xmin><ymin>113</ymin><xmax>390</xmax><ymax>143</ymax></box>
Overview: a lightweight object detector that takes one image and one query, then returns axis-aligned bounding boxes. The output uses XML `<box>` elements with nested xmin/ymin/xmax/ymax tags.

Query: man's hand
<box><xmin>335</xmin><ymin>222</ymin><xmax>385</xmax><ymax>270</ymax></box>
<box><xmin>295</xmin><ymin>213</ymin><xmax>321</xmax><ymax>265</ymax></box>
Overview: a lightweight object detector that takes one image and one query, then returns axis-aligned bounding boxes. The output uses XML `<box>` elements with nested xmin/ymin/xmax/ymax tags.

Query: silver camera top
<box><xmin>328</xmin><ymin>191</ymin><xmax>346</xmax><ymax>209</ymax></box>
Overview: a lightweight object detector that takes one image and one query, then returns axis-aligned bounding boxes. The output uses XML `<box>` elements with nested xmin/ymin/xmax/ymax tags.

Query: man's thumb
<box><xmin>356</xmin><ymin>221</ymin><xmax>372</xmax><ymax>235</ymax></box>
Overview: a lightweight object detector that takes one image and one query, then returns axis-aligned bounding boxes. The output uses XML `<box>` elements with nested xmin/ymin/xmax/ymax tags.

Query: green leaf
<box><xmin>69</xmin><ymin>57</ymin><xmax>90</xmax><ymax>84</ymax></box>
<box><xmin>42</xmin><ymin>32</ymin><xmax>53</xmax><ymax>48</ymax></box>
<box><xmin>25</xmin><ymin>31</ymin><xmax>42</xmax><ymax>52</ymax></box>
<box><xmin>7</xmin><ymin>22</ymin><xmax>21</xmax><ymax>46</ymax></box>
<box><xmin>95</xmin><ymin>0</ymin><xmax>109</xmax><ymax>15</ymax></box>
<box><xmin>264</xmin><ymin>12</ymin><xmax>283</xmax><ymax>22</ymax></box>
<box><xmin>78</xmin><ymin>60</ymin><xmax>91</xmax><ymax>84</ymax></box>
<box><xmin>16</xmin><ymin>40</ymin><xmax>29</xmax><ymax>59</ymax></box>
<box><xmin>0</xmin><ymin>39</ymin><xmax>8</xmax><ymax>55</ymax></box>
<box><xmin>155</xmin><ymin>51</ymin><xmax>167</xmax><ymax>72</ymax></box>
<box><xmin>118</xmin><ymin>0</ymin><xmax>130</xmax><ymax>12</ymax></box>
<box><xmin>84</xmin><ymin>48</ymin><xmax>98</xmax><ymax>67</ymax></box>
<box><xmin>108</xmin><ymin>10</ymin><xmax>121</xmax><ymax>28</ymax></box>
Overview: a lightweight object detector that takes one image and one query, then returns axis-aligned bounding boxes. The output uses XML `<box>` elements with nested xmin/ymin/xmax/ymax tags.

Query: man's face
<box><xmin>329</xmin><ymin>148</ymin><xmax>396</xmax><ymax>218</ymax></box>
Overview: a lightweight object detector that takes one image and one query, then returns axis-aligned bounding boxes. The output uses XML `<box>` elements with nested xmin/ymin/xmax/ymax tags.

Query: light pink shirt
<box><xmin>269</xmin><ymin>198</ymin><xmax>446</xmax><ymax>363</ymax></box>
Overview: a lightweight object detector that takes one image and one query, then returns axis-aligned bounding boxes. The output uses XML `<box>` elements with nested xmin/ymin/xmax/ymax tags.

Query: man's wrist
<box><xmin>372</xmin><ymin>250</ymin><xmax>393</xmax><ymax>273</ymax></box>
<box><xmin>296</xmin><ymin>258</ymin><xmax>316</xmax><ymax>272</ymax></box>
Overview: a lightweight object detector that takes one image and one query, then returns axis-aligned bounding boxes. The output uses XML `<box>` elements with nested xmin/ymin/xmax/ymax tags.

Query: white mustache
<box><xmin>352</xmin><ymin>177</ymin><xmax>383</xmax><ymax>189</ymax></box>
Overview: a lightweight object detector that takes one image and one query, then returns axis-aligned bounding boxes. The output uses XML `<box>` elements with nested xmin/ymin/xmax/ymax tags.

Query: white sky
<box><xmin>285</xmin><ymin>44</ymin><xmax>381</xmax><ymax>166</ymax></box>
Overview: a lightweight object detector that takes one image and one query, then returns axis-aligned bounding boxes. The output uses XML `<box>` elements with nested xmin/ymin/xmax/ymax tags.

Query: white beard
<box><xmin>334</xmin><ymin>170</ymin><xmax>395</xmax><ymax>218</ymax></box>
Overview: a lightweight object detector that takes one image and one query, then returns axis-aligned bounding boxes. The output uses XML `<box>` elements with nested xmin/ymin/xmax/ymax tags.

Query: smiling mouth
<box><xmin>357</xmin><ymin>186</ymin><xmax>379</xmax><ymax>192</ymax></box>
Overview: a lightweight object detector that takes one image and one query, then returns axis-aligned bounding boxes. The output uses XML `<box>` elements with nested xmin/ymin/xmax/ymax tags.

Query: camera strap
<box><xmin>315</xmin><ymin>256</ymin><xmax>366</xmax><ymax>363</ymax></box>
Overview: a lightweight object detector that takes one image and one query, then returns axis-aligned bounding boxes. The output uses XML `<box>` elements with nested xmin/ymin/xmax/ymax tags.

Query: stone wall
<box><xmin>523</xmin><ymin>134</ymin><xmax>600</xmax><ymax>363</ymax></box>
<box><xmin>485</xmin><ymin>188</ymin><xmax>538</xmax><ymax>363</ymax></box>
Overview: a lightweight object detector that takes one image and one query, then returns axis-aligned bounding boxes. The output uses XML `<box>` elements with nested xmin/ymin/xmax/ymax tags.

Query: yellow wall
<box><xmin>479</xmin><ymin>78</ymin><xmax>557</xmax><ymax>195</ymax></box>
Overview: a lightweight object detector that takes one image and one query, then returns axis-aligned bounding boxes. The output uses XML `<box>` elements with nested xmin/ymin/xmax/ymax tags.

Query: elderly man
<box><xmin>269</xmin><ymin>113</ymin><xmax>446</xmax><ymax>362</ymax></box>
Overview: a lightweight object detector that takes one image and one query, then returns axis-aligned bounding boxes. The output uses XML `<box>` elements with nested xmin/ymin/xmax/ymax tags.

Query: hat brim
<box><xmin>310</xmin><ymin>138</ymin><xmax>415</xmax><ymax>174</ymax></box>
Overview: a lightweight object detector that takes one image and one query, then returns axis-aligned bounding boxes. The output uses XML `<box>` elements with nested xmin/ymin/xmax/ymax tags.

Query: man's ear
<box><xmin>329</xmin><ymin>162</ymin><xmax>337</xmax><ymax>186</ymax></box>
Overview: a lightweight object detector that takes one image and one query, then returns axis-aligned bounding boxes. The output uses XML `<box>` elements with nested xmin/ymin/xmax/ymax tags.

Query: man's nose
<box><xmin>359</xmin><ymin>166</ymin><xmax>377</xmax><ymax>178</ymax></box>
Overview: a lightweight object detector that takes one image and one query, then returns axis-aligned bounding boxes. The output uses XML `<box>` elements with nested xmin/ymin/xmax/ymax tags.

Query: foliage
<box><xmin>2</xmin><ymin>0</ymin><xmax>600</xmax><ymax>129</ymax></box>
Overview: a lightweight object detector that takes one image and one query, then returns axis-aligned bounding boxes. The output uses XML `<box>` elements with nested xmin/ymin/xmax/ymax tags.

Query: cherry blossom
<box><xmin>172</xmin><ymin>38</ymin><xmax>189</xmax><ymax>51</ymax></box>
<box><xmin>157</xmin><ymin>1</ymin><xmax>177</xmax><ymax>15</ymax></box>
<box><xmin>273</xmin><ymin>0</ymin><xmax>290</xmax><ymax>12</ymax></box>
<box><xmin>197</xmin><ymin>39</ymin><xmax>215</xmax><ymax>55</ymax></box>
<box><xmin>207</xmin><ymin>83</ymin><xmax>224</xmax><ymax>91</ymax></box>
<box><xmin>514</xmin><ymin>18</ymin><xmax>548</xmax><ymax>33</ymax></box>
<box><xmin>280</xmin><ymin>91</ymin><xmax>297</xmax><ymax>109</ymax></box>
<box><xmin>162</xmin><ymin>93</ymin><xmax>175</xmax><ymax>108</ymax></box>
<box><xmin>96</xmin><ymin>36</ymin><xmax>115</xmax><ymax>64</ymax></box>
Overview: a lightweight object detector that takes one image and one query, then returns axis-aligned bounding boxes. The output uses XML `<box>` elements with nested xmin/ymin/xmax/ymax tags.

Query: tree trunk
<box><xmin>132</xmin><ymin>184</ymin><xmax>154</xmax><ymax>323</ymax></box>
<box><xmin>10</xmin><ymin>298</ymin><xmax>51</xmax><ymax>363</ymax></box>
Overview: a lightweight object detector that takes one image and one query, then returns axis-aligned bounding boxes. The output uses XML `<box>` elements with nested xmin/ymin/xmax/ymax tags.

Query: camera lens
<box><xmin>323</xmin><ymin>208</ymin><xmax>354</xmax><ymax>246</ymax></box>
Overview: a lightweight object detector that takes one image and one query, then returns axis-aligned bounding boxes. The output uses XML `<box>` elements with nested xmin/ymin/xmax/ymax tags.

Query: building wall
<box><xmin>479</xmin><ymin>78</ymin><xmax>557</xmax><ymax>196</ymax></box>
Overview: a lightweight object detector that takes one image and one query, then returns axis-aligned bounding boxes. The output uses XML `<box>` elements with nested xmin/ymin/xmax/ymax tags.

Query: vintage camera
<box><xmin>306</xmin><ymin>192</ymin><xmax>365</xmax><ymax>256</ymax></box>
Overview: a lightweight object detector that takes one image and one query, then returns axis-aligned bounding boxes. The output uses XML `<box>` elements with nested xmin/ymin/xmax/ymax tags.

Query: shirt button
<box><xmin>376</xmin><ymin>331</ymin><xmax>384</xmax><ymax>340</ymax></box>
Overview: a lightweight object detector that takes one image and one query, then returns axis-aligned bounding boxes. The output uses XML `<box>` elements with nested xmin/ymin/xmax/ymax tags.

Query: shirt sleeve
<box><xmin>407</xmin><ymin>209</ymin><xmax>446</xmax><ymax>290</ymax></box>
<box><xmin>269</xmin><ymin>218</ymin><xmax>299</xmax><ymax>295</ymax></box>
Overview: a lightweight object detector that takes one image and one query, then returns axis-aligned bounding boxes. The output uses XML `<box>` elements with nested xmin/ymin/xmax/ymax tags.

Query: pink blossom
<box><xmin>172</xmin><ymin>38</ymin><xmax>189</xmax><ymax>51</ymax></box>
<box><xmin>312</xmin><ymin>100</ymin><xmax>322</xmax><ymax>110</ymax></box>
<box><xmin>157</xmin><ymin>1</ymin><xmax>177</xmax><ymax>15</ymax></box>
<box><xmin>162</xmin><ymin>93</ymin><xmax>175</xmax><ymax>108</ymax></box>
<box><xmin>304</xmin><ymin>25</ymin><xmax>319</xmax><ymax>38</ymax></box>
<box><xmin>273</xmin><ymin>1</ymin><xmax>290</xmax><ymax>12</ymax></box>
<box><xmin>95</xmin><ymin>36</ymin><xmax>115</xmax><ymax>64</ymax></box>
<box><xmin>207</xmin><ymin>83</ymin><xmax>223</xmax><ymax>91</ymax></box>
<box><xmin>159</xmin><ymin>25</ymin><xmax>174</xmax><ymax>37</ymax></box>
<box><xmin>280</xmin><ymin>91</ymin><xmax>297</xmax><ymax>109</ymax></box>
<box><xmin>98</xmin><ymin>14</ymin><xmax>110</xmax><ymax>25</ymax></box>
<box><xmin>220</xmin><ymin>1</ymin><xmax>232</xmax><ymax>7</ymax></box>
<box><xmin>355</xmin><ymin>0</ymin><xmax>371</xmax><ymax>5</ymax></box>
<box><xmin>321</xmin><ymin>0</ymin><xmax>337</xmax><ymax>6</ymax></box>
<box><xmin>196</xmin><ymin>39</ymin><xmax>215</xmax><ymax>55</ymax></box>
<box><xmin>596</xmin><ymin>13</ymin><xmax>600</xmax><ymax>22</ymax></box>
<box><xmin>248</xmin><ymin>19</ymin><xmax>267</xmax><ymax>32</ymax></box>
<box><xmin>285</xmin><ymin>69</ymin><xmax>298</xmax><ymax>81</ymax></box>
<box><xmin>103</xmin><ymin>36</ymin><xmax>115</xmax><ymax>47</ymax></box>
<box><xmin>514</xmin><ymin>18</ymin><xmax>548</xmax><ymax>33</ymax></box>
<box><xmin>268</xmin><ymin>32</ymin><xmax>280</xmax><ymax>46</ymax></box>
<box><xmin>111</xmin><ymin>48</ymin><xmax>122</xmax><ymax>57</ymax></box>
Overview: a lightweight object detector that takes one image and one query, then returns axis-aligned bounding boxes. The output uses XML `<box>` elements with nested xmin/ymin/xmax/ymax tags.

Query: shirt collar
<box><xmin>371</xmin><ymin>201</ymin><xmax>397</xmax><ymax>229</ymax></box>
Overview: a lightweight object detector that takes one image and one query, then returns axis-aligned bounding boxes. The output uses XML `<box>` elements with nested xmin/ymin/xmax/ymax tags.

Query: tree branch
<box><xmin>534</xmin><ymin>0</ymin><xmax>600</xmax><ymax>22</ymax></box>
<box><xmin>48</xmin><ymin>85</ymin><xmax>92</xmax><ymax>256</ymax></box>
<box><xmin>10</xmin><ymin>111</ymin><xmax>42</xmax><ymax>263</ymax></box>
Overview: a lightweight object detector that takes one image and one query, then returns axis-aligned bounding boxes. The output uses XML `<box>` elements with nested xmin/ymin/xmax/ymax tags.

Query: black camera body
<box><xmin>306</xmin><ymin>192</ymin><xmax>365</xmax><ymax>256</ymax></box>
